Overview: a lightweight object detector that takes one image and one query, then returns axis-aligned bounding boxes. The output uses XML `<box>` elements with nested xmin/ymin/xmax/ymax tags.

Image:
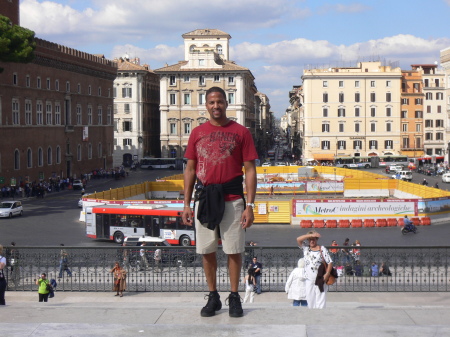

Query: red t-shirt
<box><xmin>185</xmin><ymin>120</ymin><xmax>258</xmax><ymax>198</ymax></box>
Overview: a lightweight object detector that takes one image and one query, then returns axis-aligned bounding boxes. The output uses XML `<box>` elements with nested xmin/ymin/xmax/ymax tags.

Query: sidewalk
<box><xmin>2</xmin><ymin>291</ymin><xmax>450</xmax><ymax>336</ymax></box>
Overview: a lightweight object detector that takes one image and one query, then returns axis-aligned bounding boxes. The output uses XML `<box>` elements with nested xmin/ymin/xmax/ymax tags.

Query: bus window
<box><xmin>162</xmin><ymin>216</ymin><xmax>178</xmax><ymax>230</ymax></box>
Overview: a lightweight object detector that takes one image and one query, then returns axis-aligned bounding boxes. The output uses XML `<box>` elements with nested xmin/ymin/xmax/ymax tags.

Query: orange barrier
<box><xmin>398</xmin><ymin>218</ymin><xmax>405</xmax><ymax>227</ymax></box>
<box><xmin>313</xmin><ymin>220</ymin><xmax>325</xmax><ymax>228</ymax></box>
<box><xmin>412</xmin><ymin>217</ymin><xmax>420</xmax><ymax>226</ymax></box>
<box><xmin>339</xmin><ymin>220</ymin><xmax>350</xmax><ymax>228</ymax></box>
<box><xmin>351</xmin><ymin>219</ymin><xmax>362</xmax><ymax>228</ymax></box>
<box><xmin>326</xmin><ymin>220</ymin><xmax>337</xmax><ymax>228</ymax></box>
<box><xmin>376</xmin><ymin>219</ymin><xmax>387</xmax><ymax>227</ymax></box>
<box><xmin>387</xmin><ymin>218</ymin><xmax>398</xmax><ymax>227</ymax></box>
<box><xmin>364</xmin><ymin>219</ymin><xmax>375</xmax><ymax>227</ymax></box>
<box><xmin>421</xmin><ymin>217</ymin><xmax>431</xmax><ymax>226</ymax></box>
<box><xmin>300</xmin><ymin>220</ymin><xmax>313</xmax><ymax>228</ymax></box>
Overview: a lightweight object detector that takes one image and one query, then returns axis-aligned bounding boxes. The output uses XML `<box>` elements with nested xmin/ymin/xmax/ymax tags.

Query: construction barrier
<box><xmin>387</xmin><ymin>218</ymin><xmax>398</xmax><ymax>227</ymax></box>
<box><xmin>377</xmin><ymin>219</ymin><xmax>387</xmax><ymax>227</ymax></box>
<box><xmin>351</xmin><ymin>219</ymin><xmax>363</xmax><ymax>228</ymax></box>
<box><xmin>300</xmin><ymin>220</ymin><xmax>313</xmax><ymax>228</ymax></box>
<box><xmin>326</xmin><ymin>220</ymin><xmax>337</xmax><ymax>228</ymax></box>
<box><xmin>339</xmin><ymin>220</ymin><xmax>350</xmax><ymax>228</ymax></box>
<box><xmin>313</xmin><ymin>220</ymin><xmax>325</xmax><ymax>228</ymax></box>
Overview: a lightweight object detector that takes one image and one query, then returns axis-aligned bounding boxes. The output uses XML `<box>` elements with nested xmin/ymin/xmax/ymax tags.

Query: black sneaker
<box><xmin>226</xmin><ymin>293</ymin><xmax>243</xmax><ymax>317</ymax></box>
<box><xmin>200</xmin><ymin>292</ymin><xmax>222</xmax><ymax>317</ymax></box>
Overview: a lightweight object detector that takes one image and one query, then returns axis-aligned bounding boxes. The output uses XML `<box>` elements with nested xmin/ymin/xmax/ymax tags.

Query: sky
<box><xmin>18</xmin><ymin>0</ymin><xmax>450</xmax><ymax>117</ymax></box>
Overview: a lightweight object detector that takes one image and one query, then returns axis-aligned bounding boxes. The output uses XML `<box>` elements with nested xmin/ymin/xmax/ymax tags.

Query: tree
<box><xmin>0</xmin><ymin>15</ymin><xmax>36</xmax><ymax>73</ymax></box>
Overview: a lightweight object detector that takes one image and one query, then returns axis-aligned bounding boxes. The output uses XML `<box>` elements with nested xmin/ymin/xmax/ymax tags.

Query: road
<box><xmin>1</xmin><ymin>167</ymin><xmax>449</xmax><ymax>247</ymax></box>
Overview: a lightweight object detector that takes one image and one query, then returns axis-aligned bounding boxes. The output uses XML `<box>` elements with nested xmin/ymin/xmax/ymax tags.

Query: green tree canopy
<box><xmin>0</xmin><ymin>15</ymin><xmax>36</xmax><ymax>72</ymax></box>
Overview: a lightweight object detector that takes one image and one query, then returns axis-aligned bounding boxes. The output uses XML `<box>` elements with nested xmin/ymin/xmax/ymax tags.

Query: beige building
<box><xmin>113</xmin><ymin>57</ymin><xmax>160</xmax><ymax>166</ymax></box>
<box><xmin>411</xmin><ymin>65</ymin><xmax>446</xmax><ymax>156</ymax></box>
<box><xmin>400</xmin><ymin>69</ymin><xmax>424</xmax><ymax>157</ymax></box>
<box><xmin>301</xmin><ymin>61</ymin><xmax>403</xmax><ymax>162</ymax></box>
<box><xmin>440</xmin><ymin>48</ymin><xmax>450</xmax><ymax>161</ymax></box>
<box><xmin>154</xmin><ymin>29</ymin><xmax>262</xmax><ymax>159</ymax></box>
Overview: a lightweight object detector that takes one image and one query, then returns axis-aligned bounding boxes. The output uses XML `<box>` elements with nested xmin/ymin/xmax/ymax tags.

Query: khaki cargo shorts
<box><xmin>194</xmin><ymin>199</ymin><xmax>245</xmax><ymax>255</ymax></box>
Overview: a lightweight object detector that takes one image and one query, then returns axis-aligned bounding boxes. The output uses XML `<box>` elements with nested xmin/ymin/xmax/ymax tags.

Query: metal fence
<box><xmin>4</xmin><ymin>246</ymin><xmax>450</xmax><ymax>292</ymax></box>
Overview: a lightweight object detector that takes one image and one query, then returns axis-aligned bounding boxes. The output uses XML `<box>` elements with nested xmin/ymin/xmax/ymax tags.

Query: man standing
<box><xmin>154</xmin><ymin>244</ymin><xmax>162</xmax><ymax>273</ymax></box>
<box><xmin>251</xmin><ymin>257</ymin><xmax>263</xmax><ymax>294</ymax></box>
<box><xmin>58</xmin><ymin>244</ymin><xmax>72</xmax><ymax>278</ymax></box>
<box><xmin>139</xmin><ymin>242</ymin><xmax>148</xmax><ymax>270</ymax></box>
<box><xmin>182</xmin><ymin>86</ymin><xmax>258</xmax><ymax>318</ymax></box>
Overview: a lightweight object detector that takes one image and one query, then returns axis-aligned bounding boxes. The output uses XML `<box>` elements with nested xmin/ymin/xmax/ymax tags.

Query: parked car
<box><xmin>424</xmin><ymin>167</ymin><xmax>436</xmax><ymax>176</ymax></box>
<box><xmin>442</xmin><ymin>173</ymin><xmax>450</xmax><ymax>183</ymax></box>
<box><xmin>262</xmin><ymin>162</ymin><xmax>272</xmax><ymax>167</ymax></box>
<box><xmin>0</xmin><ymin>201</ymin><xmax>23</xmax><ymax>218</ymax></box>
<box><xmin>72</xmin><ymin>179</ymin><xmax>84</xmax><ymax>190</ymax></box>
<box><xmin>275</xmin><ymin>162</ymin><xmax>286</xmax><ymax>166</ymax></box>
<box><xmin>386</xmin><ymin>165</ymin><xmax>403</xmax><ymax>173</ymax></box>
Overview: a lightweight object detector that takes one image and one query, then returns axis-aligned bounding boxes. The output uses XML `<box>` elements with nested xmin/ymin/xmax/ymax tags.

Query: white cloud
<box><xmin>110</xmin><ymin>44</ymin><xmax>184</xmax><ymax>68</ymax></box>
<box><xmin>233</xmin><ymin>34</ymin><xmax>450</xmax><ymax>67</ymax></box>
<box><xmin>318</xmin><ymin>3</ymin><xmax>372</xmax><ymax>15</ymax></box>
<box><xmin>20</xmin><ymin>0</ymin><xmax>295</xmax><ymax>45</ymax></box>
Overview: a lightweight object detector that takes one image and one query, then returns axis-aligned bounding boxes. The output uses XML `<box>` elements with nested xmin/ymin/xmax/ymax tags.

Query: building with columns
<box><xmin>154</xmin><ymin>29</ymin><xmax>266</xmax><ymax>159</ymax></box>
<box><xmin>113</xmin><ymin>57</ymin><xmax>160</xmax><ymax>166</ymax></box>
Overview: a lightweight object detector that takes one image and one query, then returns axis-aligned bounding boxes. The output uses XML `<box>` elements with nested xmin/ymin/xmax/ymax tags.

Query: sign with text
<box><xmin>294</xmin><ymin>199</ymin><xmax>415</xmax><ymax>217</ymax></box>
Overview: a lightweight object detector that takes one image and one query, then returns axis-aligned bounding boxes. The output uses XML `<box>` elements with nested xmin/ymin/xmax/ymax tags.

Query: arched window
<box><xmin>189</xmin><ymin>45</ymin><xmax>196</xmax><ymax>52</ymax></box>
<box><xmin>38</xmin><ymin>147</ymin><xmax>43</xmax><ymax>167</ymax></box>
<box><xmin>56</xmin><ymin>146</ymin><xmax>61</xmax><ymax>164</ymax></box>
<box><xmin>47</xmin><ymin>147</ymin><xmax>52</xmax><ymax>165</ymax></box>
<box><xmin>27</xmin><ymin>148</ymin><xmax>32</xmax><ymax>168</ymax></box>
<box><xmin>14</xmin><ymin>149</ymin><xmax>20</xmax><ymax>170</ymax></box>
<box><xmin>216</xmin><ymin>44</ymin><xmax>222</xmax><ymax>54</ymax></box>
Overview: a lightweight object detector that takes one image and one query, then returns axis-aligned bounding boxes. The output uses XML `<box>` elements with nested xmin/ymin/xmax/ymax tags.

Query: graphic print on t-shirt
<box><xmin>196</xmin><ymin>129</ymin><xmax>242</xmax><ymax>183</ymax></box>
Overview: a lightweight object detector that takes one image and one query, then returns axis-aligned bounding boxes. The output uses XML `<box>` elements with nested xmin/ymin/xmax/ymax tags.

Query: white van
<box><xmin>391</xmin><ymin>171</ymin><xmax>412</xmax><ymax>181</ymax></box>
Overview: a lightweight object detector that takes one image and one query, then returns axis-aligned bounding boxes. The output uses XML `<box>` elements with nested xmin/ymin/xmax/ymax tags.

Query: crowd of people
<box><xmin>0</xmin><ymin>166</ymin><xmax>130</xmax><ymax>200</ymax></box>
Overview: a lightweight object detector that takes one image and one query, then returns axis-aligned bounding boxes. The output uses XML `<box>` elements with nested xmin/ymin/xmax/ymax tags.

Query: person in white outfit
<box><xmin>285</xmin><ymin>258</ymin><xmax>307</xmax><ymax>307</ymax></box>
<box><xmin>243</xmin><ymin>268</ymin><xmax>256</xmax><ymax>303</ymax></box>
<box><xmin>296</xmin><ymin>230</ymin><xmax>333</xmax><ymax>309</ymax></box>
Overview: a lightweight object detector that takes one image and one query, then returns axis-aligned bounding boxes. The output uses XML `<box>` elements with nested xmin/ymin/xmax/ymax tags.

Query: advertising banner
<box><xmin>294</xmin><ymin>199</ymin><xmax>415</xmax><ymax>217</ymax></box>
<box><xmin>417</xmin><ymin>198</ymin><xmax>450</xmax><ymax>214</ymax></box>
<box><xmin>307</xmin><ymin>181</ymin><xmax>344</xmax><ymax>192</ymax></box>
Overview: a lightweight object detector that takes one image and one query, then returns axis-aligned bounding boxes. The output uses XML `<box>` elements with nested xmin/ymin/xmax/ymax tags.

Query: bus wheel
<box><xmin>113</xmin><ymin>231</ymin><xmax>125</xmax><ymax>244</ymax></box>
<box><xmin>364</xmin><ymin>164</ymin><xmax>370</xmax><ymax>169</ymax></box>
<box><xmin>180</xmin><ymin>235</ymin><xmax>191</xmax><ymax>246</ymax></box>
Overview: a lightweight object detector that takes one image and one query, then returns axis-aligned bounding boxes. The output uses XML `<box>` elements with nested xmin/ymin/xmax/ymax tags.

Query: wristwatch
<box><xmin>246</xmin><ymin>203</ymin><xmax>255</xmax><ymax>209</ymax></box>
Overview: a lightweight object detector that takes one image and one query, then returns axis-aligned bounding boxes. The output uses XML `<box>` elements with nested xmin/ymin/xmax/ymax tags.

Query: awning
<box><xmin>401</xmin><ymin>151</ymin><xmax>424</xmax><ymax>157</ymax></box>
<box><xmin>312</xmin><ymin>153</ymin><xmax>335</xmax><ymax>161</ymax></box>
